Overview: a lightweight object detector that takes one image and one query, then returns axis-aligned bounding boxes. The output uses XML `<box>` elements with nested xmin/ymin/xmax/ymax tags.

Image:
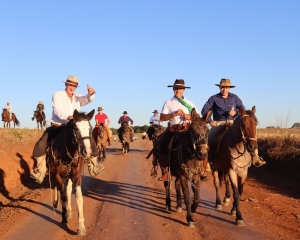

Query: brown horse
<box><xmin>161</xmin><ymin>108</ymin><xmax>212</xmax><ymax>227</ymax></box>
<box><xmin>48</xmin><ymin>109</ymin><xmax>95</xmax><ymax>236</ymax></box>
<box><xmin>210</xmin><ymin>106</ymin><xmax>258</xmax><ymax>226</ymax></box>
<box><xmin>147</xmin><ymin>124</ymin><xmax>165</xmax><ymax>178</ymax></box>
<box><xmin>2</xmin><ymin>108</ymin><xmax>20</xmax><ymax>128</ymax></box>
<box><xmin>118</xmin><ymin>122</ymin><xmax>131</xmax><ymax>154</ymax></box>
<box><xmin>96</xmin><ymin>123</ymin><xmax>108</xmax><ymax>162</ymax></box>
<box><xmin>32</xmin><ymin>110</ymin><xmax>45</xmax><ymax>129</ymax></box>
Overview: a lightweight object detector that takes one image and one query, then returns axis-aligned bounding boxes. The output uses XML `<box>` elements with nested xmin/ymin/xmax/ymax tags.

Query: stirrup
<box><xmin>253</xmin><ymin>155</ymin><xmax>266</xmax><ymax>167</ymax></box>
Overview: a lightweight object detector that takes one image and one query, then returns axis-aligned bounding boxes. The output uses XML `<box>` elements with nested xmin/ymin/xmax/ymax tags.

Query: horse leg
<box><xmin>180</xmin><ymin>176</ymin><xmax>195</xmax><ymax>227</ymax></box>
<box><xmin>103</xmin><ymin>148</ymin><xmax>106</xmax><ymax>161</ymax></box>
<box><xmin>66</xmin><ymin>179</ymin><xmax>73</xmax><ymax>220</ymax></box>
<box><xmin>75</xmin><ymin>185</ymin><xmax>86</xmax><ymax>235</ymax></box>
<box><xmin>228</xmin><ymin>170</ymin><xmax>245</xmax><ymax>226</ymax></box>
<box><xmin>213</xmin><ymin>170</ymin><xmax>223</xmax><ymax>210</ymax></box>
<box><xmin>53</xmin><ymin>185</ymin><xmax>59</xmax><ymax>208</ymax></box>
<box><xmin>175</xmin><ymin>177</ymin><xmax>182</xmax><ymax>212</ymax></box>
<box><xmin>223</xmin><ymin>174</ymin><xmax>231</xmax><ymax>206</ymax></box>
<box><xmin>164</xmin><ymin>181</ymin><xmax>171</xmax><ymax>211</ymax></box>
<box><xmin>191</xmin><ymin>177</ymin><xmax>200</xmax><ymax>213</ymax></box>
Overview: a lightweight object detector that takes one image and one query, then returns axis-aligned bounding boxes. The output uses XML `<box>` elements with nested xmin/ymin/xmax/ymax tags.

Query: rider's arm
<box><xmin>201</xmin><ymin>96</ymin><xmax>215</xmax><ymax>123</ymax></box>
<box><xmin>106</xmin><ymin>118</ymin><xmax>110</xmax><ymax>126</ymax></box>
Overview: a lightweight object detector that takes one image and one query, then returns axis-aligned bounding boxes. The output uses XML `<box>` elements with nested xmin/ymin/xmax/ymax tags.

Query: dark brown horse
<box><xmin>118</xmin><ymin>122</ymin><xmax>131</xmax><ymax>154</ymax></box>
<box><xmin>48</xmin><ymin>109</ymin><xmax>95</xmax><ymax>236</ymax></box>
<box><xmin>161</xmin><ymin>108</ymin><xmax>212</xmax><ymax>227</ymax></box>
<box><xmin>96</xmin><ymin>123</ymin><xmax>109</xmax><ymax>162</ymax></box>
<box><xmin>210</xmin><ymin>106</ymin><xmax>258</xmax><ymax>226</ymax></box>
<box><xmin>2</xmin><ymin>109</ymin><xmax>20</xmax><ymax>128</ymax></box>
<box><xmin>32</xmin><ymin>110</ymin><xmax>45</xmax><ymax>129</ymax></box>
<box><xmin>147</xmin><ymin>124</ymin><xmax>165</xmax><ymax>178</ymax></box>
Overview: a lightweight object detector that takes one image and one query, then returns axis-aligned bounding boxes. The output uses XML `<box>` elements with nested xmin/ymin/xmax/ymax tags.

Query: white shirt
<box><xmin>5</xmin><ymin>104</ymin><xmax>12</xmax><ymax>112</ymax></box>
<box><xmin>51</xmin><ymin>90</ymin><xmax>94</xmax><ymax>125</ymax></box>
<box><xmin>161</xmin><ymin>96</ymin><xmax>199</xmax><ymax>126</ymax></box>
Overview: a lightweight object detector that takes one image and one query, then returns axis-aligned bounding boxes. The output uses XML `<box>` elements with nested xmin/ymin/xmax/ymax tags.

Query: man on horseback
<box><xmin>147</xmin><ymin>110</ymin><xmax>161</xmax><ymax>140</ymax></box>
<box><xmin>30</xmin><ymin>75</ymin><xmax>105</xmax><ymax>184</ymax></box>
<box><xmin>33</xmin><ymin>101</ymin><xmax>46</xmax><ymax>124</ymax></box>
<box><xmin>201</xmin><ymin>78</ymin><xmax>266</xmax><ymax>167</ymax></box>
<box><xmin>3</xmin><ymin>102</ymin><xmax>12</xmax><ymax>120</ymax></box>
<box><xmin>156</xmin><ymin>79</ymin><xmax>207</xmax><ymax>181</ymax></box>
<box><xmin>118</xmin><ymin>111</ymin><xmax>134</xmax><ymax>142</ymax></box>
<box><xmin>95</xmin><ymin>107</ymin><xmax>112</xmax><ymax>146</ymax></box>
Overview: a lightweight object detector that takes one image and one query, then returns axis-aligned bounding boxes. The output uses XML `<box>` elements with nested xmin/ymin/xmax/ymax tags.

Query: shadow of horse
<box><xmin>2</xmin><ymin>108</ymin><xmax>20</xmax><ymax>128</ymax></box>
<box><xmin>32</xmin><ymin>110</ymin><xmax>45</xmax><ymax>129</ymax></box>
<box><xmin>118</xmin><ymin>122</ymin><xmax>131</xmax><ymax>154</ymax></box>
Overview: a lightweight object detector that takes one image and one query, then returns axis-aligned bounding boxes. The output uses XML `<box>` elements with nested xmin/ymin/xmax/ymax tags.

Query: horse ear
<box><xmin>73</xmin><ymin>109</ymin><xmax>79</xmax><ymax>118</ymax></box>
<box><xmin>87</xmin><ymin>109</ymin><xmax>95</xmax><ymax>120</ymax></box>
<box><xmin>191</xmin><ymin>108</ymin><xmax>197</xmax><ymax>120</ymax></box>
<box><xmin>252</xmin><ymin>106</ymin><xmax>256</xmax><ymax>114</ymax></box>
<box><xmin>239</xmin><ymin>106</ymin><xmax>246</xmax><ymax>116</ymax></box>
<box><xmin>202</xmin><ymin>109</ymin><xmax>213</xmax><ymax>123</ymax></box>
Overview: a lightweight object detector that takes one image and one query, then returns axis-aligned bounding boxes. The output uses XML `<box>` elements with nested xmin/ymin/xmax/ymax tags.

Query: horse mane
<box><xmin>245</xmin><ymin>110</ymin><xmax>258</xmax><ymax>124</ymax></box>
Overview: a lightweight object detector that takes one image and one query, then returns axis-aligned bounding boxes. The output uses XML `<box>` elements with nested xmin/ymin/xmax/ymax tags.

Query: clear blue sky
<box><xmin>1</xmin><ymin>0</ymin><xmax>299</xmax><ymax>129</ymax></box>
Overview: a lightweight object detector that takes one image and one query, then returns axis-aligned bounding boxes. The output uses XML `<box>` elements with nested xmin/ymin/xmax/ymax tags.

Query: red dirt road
<box><xmin>0</xmin><ymin>138</ymin><xmax>300</xmax><ymax>240</ymax></box>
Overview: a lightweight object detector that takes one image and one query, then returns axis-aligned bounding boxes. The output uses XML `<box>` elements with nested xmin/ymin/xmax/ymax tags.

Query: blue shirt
<box><xmin>149</xmin><ymin>115</ymin><xmax>160</xmax><ymax>125</ymax></box>
<box><xmin>201</xmin><ymin>92</ymin><xmax>245</xmax><ymax>123</ymax></box>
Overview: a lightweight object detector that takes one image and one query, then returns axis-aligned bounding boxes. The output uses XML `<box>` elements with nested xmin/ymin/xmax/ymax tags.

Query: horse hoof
<box><xmin>188</xmin><ymin>221</ymin><xmax>195</xmax><ymax>228</ymax></box>
<box><xmin>223</xmin><ymin>198</ymin><xmax>230</xmax><ymax>206</ymax></box>
<box><xmin>216</xmin><ymin>204</ymin><xmax>223</xmax><ymax>210</ymax></box>
<box><xmin>77</xmin><ymin>228</ymin><xmax>86</xmax><ymax>236</ymax></box>
<box><xmin>236</xmin><ymin>220</ymin><xmax>245</xmax><ymax>226</ymax></box>
<box><xmin>176</xmin><ymin>207</ymin><xmax>182</xmax><ymax>212</ymax></box>
<box><xmin>231</xmin><ymin>210</ymin><xmax>236</xmax><ymax>216</ymax></box>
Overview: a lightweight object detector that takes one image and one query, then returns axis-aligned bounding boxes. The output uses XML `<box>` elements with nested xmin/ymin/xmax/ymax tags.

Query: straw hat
<box><xmin>122</xmin><ymin>111</ymin><xmax>128</xmax><ymax>114</ymax></box>
<box><xmin>153</xmin><ymin>110</ymin><xmax>159</xmax><ymax>114</ymax></box>
<box><xmin>215</xmin><ymin>78</ymin><xmax>235</xmax><ymax>88</ymax></box>
<box><xmin>168</xmin><ymin>79</ymin><xmax>190</xmax><ymax>89</ymax></box>
<box><xmin>63</xmin><ymin>75</ymin><xmax>80</xmax><ymax>87</ymax></box>
<box><xmin>38</xmin><ymin>101</ymin><xmax>44</xmax><ymax>104</ymax></box>
<box><xmin>98</xmin><ymin>107</ymin><xmax>104</xmax><ymax>111</ymax></box>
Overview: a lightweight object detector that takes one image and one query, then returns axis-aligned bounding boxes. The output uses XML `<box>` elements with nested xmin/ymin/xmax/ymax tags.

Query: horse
<box><xmin>47</xmin><ymin>109</ymin><xmax>95</xmax><ymax>236</ymax></box>
<box><xmin>209</xmin><ymin>106</ymin><xmax>258</xmax><ymax>226</ymax></box>
<box><xmin>32</xmin><ymin>110</ymin><xmax>45</xmax><ymax>129</ymax></box>
<box><xmin>96</xmin><ymin>123</ymin><xmax>109</xmax><ymax>162</ymax></box>
<box><xmin>118</xmin><ymin>122</ymin><xmax>131</xmax><ymax>154</ymax></box>
<box><xmin>161</xmin><ymin>108</ymin><xmax>212</xmax><ymax>227</ymax></box>
<box><xmin>147</xmin><ymin>124</ymin><xmax>165</xmax><ymax>178</ymax></box>
<box><xmin>2</xmin><ymin>108</ymin><xmax>20</xmax><ymax>128</ymax></box>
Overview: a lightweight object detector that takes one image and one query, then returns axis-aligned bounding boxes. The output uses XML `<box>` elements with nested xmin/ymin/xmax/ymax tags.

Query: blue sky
<box><xmin>1</xmin><ymin>0</ymin><xmax>299</xmax><ymax>129</ymax></box>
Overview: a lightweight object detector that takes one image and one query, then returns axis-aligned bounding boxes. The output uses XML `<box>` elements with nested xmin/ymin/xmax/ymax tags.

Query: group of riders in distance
<box><xmin>1</xmin><ymin>76</ymin><xmax>267</xmax><ymax>233</ymax></box>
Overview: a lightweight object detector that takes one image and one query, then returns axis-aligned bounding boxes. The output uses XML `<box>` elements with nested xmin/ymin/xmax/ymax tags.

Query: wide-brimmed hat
<box><xmin>98</xmin><ymin>107</ymin><xmax>103</xmax><ymax>111</ymax></box>
<box><xmin>168</xmin><ymin>79</ymin><xmax>190</xmax><ymax>89</ymax></box>
<box><xmin>215</xmin><ymin>78</ymin><xmax>235</xmax><ymax>88</ymax></box>
<box><xmin>123</xmin><ymin>111</ymin><xmax>128</xmax><ymax>114</ymax></box>
<box><xmin>63</xmin><ymin>75</ymin><xmax>80</xmax><ymax>87</ymax></box>
<box><xmin>38</xmin><ymin>101</ymin><xmax>44</xmax><ymax>104</ymax></box>
<box><xmin>153</xmin><ymin>110</ymin><xmax>159</xmax><ymax>114</ymax></box>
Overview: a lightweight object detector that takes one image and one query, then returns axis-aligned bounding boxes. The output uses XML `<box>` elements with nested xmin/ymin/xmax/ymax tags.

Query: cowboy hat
<box><xmin>98</xmin><ymin>107</ymin><xmax>104</xmax><ymax>111</ymax></box>
<box><xmin>38</xmin><ymin>101</ymin><xmax>44</xmax><ymax>104</ymax></box>
<box><xmin>168</xmin><ymin>79</ymin><xmax>190</xmax><ymax>89</ymax></box>
<box><xmin>122</xmin><ymin>111</ymin><xmax>128</xmax><ymax>114</ymax></box>
<box><xmin>63</xmin><ymin>75</ymin><xmax>80</xmax><ymax>87</ymax></box>
<box><xmin>215</xmin><ymin>78</ymin><xmax>235</xmax><ymax>88</ymax></box>
<box><xmin>152</xmin><ymin>110</ymin><xmax>159</xmax><ymax>114</ymax></box>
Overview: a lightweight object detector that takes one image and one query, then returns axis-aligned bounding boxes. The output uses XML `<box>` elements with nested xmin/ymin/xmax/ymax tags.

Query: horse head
<box><xmin>238</xmin><ymin>106</ymin><xmax>258</xmax><ymax>155</ymax></box>
<box><xmin>68</xmin><ymin>109</ymin><xmax>95</xmax><ymax>159</ymax></box>
<box><xmin>188</xmin><ymin>108</ymin><xmax>212</xmax><ymax>160</ymax></box>
<box><xmin>98</xmin><ymin>123</ymin><xmax>105</xmax><ymax>138</ymax></box>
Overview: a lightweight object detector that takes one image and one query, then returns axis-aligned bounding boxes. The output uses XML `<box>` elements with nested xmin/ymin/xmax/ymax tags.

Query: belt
<box><xmin>168</xmin><ymin>123</ymin><xmax>190</xmax><ymax>132</ymax></box>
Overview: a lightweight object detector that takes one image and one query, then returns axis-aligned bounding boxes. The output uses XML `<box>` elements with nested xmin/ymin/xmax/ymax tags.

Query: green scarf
<box><xmin>177</xmin><ymin>97</ymin><xmax>193</xmax><ymax>113</ymax></box>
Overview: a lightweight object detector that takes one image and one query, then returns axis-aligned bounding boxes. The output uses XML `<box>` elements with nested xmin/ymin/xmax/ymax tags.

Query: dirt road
<box><xmin>1</xmin><ymin>139</ymin><xmax>299</xmax><ymax>240</ymax></box>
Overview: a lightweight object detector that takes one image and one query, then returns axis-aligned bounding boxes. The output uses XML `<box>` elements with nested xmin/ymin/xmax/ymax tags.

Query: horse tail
<box><xmin>13</xmin><ymin>114</ymin><xmax>20</xmax><ymax>126</ymax></box>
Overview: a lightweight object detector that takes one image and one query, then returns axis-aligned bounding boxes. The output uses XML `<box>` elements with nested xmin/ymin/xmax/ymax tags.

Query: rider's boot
<box><xmin>88</xmin><ymin>156</ymin><xmax>105</xmax><ymax>177</ymax></box>
<box><xmin>30</xmin><ymin>155</ymin><xmax>47</xmax><ymax>184</ymax></box>
<box><xmin>158</xmin><ymin>167</ymin><xmax>170</xmax><ymax>181</ymax></box>
<box><xmin>108</xmin><ymin>137</ymin><xmax>112</xmax><ymax>146</ymax></box>
<box><xmin>252</xmin><ymin>149</ymin><xmax>266</xmax><ymax>167</ymax></box>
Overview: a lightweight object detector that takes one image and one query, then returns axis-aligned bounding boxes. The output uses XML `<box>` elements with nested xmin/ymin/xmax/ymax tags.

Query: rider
<box><xmin>201</xmin><ymin>78</ymin><xmax>266</xmax><ymax>167</ymax></box>
<box><xmin>157</xmin><ymin>79</ymin><xmax>206</xmax><ymax>181</ymax></box>
<box><xmin>30</xmin><ymin>75</ymin><xmax>105</xmax><ymax>184</ymax></box>
<box><xmin>94</xmin><ymin>107</ymin><xmax>112</xmax><ymax>146</ymax></box>
<box><xmin>118</xmin><ymin>111</ymin><xmax>134</xmax><ymax>142</ymax></box>
<box><xmin>4</xmin><ymin>102</ymin><xmax>12</xmax><ymax>120</ymax></box>
<box><xmin>33</xmin><ymin>101</ymin><xmax>46</xmax><ymax>123</ymax></box>
<box><xmin>147</xmin><ymin>110</ymin><xmax>161</xmax><ymax>140</ymax></box>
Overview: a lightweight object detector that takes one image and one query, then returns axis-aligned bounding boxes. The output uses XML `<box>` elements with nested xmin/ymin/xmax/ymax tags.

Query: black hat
<box><xmin>123</xmin><ymin>111</ymin><xmax>128</xmax><ymax>114</ymax></box>
<box><xmin>167</xmin><ymin>79</ymin><xmax>190</xmax><ymax>89</ymax></box>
